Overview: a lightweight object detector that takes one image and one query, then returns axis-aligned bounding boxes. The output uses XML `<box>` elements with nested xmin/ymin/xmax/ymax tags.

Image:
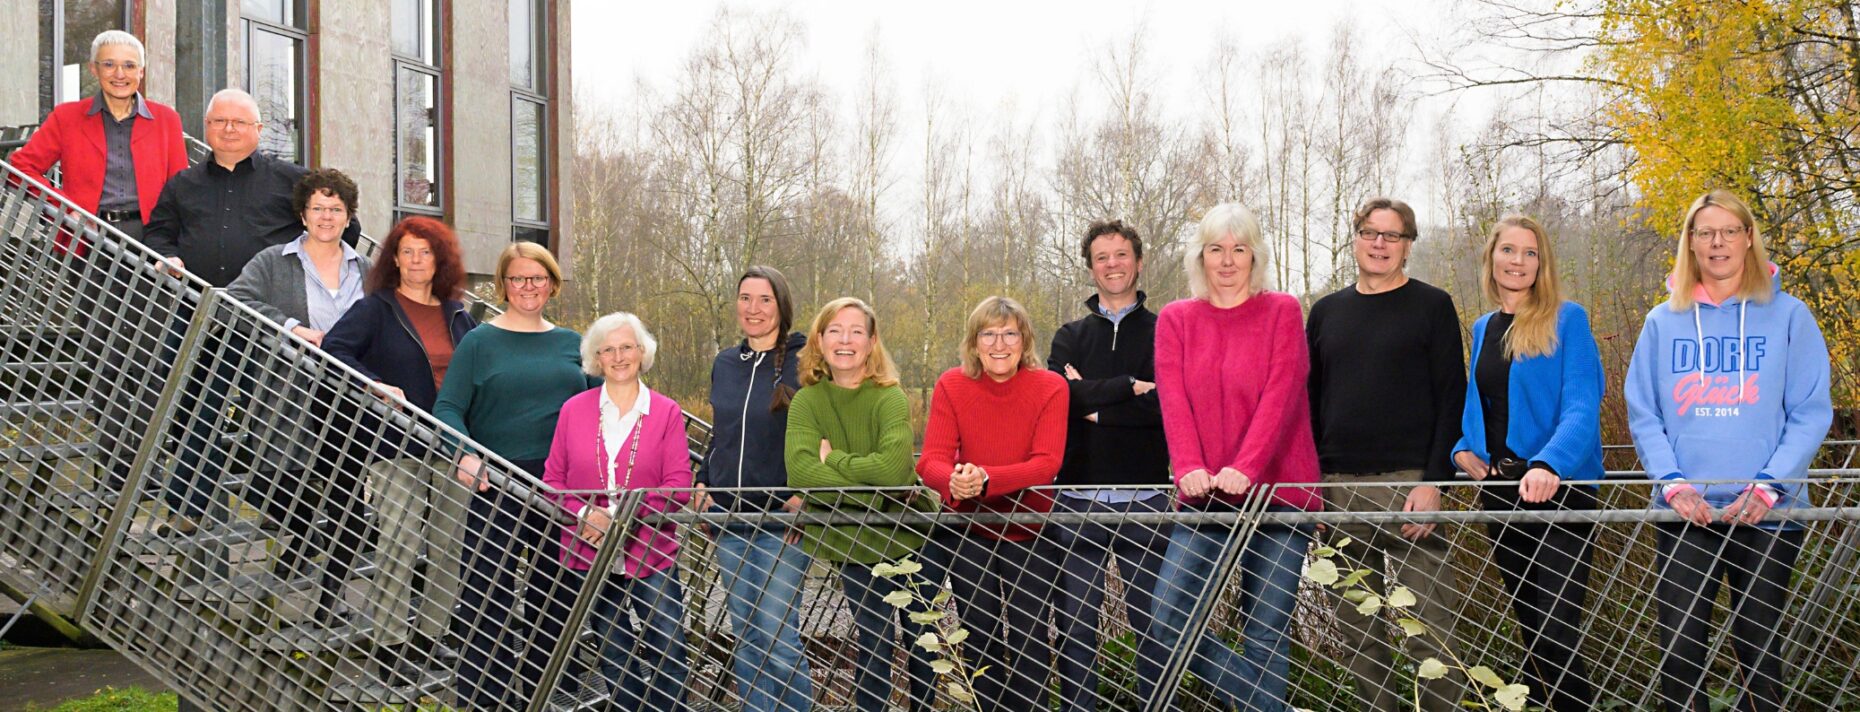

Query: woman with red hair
<box><xmin>325</xmin><ymin>216</ymin><xmax>477</xmax><ymax>685</ymax></box>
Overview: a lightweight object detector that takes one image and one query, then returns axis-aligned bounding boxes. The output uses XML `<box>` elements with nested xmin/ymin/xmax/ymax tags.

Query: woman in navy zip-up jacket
<box><xmin>1450</xmin><ymin>215</ymin><xmax>1602</xmax><ymax>711</ymax></box>
<box><xmin>695</xmin><ymin>266</ymin><xmax>814</xmax><ymax>712</ymax></box>
<box><xmin>323</xmin><ymin>217</ymin><xmax>477</xmax><ymax>684</ymax></box>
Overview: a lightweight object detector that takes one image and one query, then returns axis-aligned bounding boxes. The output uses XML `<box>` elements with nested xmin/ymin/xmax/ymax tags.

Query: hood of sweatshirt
<box><xmin>1626</xmin><ymin>262</ymin><xmax>1833</xmax><ymax>519</ymax></box>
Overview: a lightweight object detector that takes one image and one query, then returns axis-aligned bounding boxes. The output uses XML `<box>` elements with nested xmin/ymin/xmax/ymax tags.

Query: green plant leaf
<box><xmin>1343</xmin><ymin>589</ymin><xmax>1371</xmax><ymax>603</ymax></box>
<box><xmin>872</xmin><ymin>562</ymin><xmax>899</xmax><ymax>577</ymax></box>
<box><xmin>1416</xmin><ymin>658</ymin><xmax>1448</xmax><ymax>680</ymax></box>
<box><xmin>1356</xmin><ymin>594</ymin><xmax>1382</xmax><ymax>615</ymax></box>
<box><xmin>1305</xmin><ymin>558</ymin><xmax>1340</xmax><ymax>586</ymax></box>
<box><xmin>971</xmin><ymin>664</ymin><xmax>991</xmax><ymax>679</ymax></box>
<box><xmin>1396</xmin><ymin>617</ymin><xmax>1427</xmax><ymax>637</ymax></box>
<box><xmin>932</xmin><ymin>588</ymin><xmax>953</xmax><ymax>606</ymax></box>
<box><xmin>1338</xmin><ymin>569</ymin><xmax>1371</xmax><ymax>588</ymax></box>
<box><xmin>892</xmin><ymin>558</ymin><xmax>924</xmax><ymax>575</ymax></box>
<box><xmin>946</xmin><ymin>682</ymin><xmax>974</xmax><ymax>702</ymax></box>
<box><xmin>883</xmin><ymin>589</ymin><xmax>915</xmax><ymax>609</ymax></box>
<box><xmin>1494</xmin><ymin>683</ymin><xmax>1530</xmax><ymax>711</ymax></box>
<box><xmin>915</xmin><ymin>633</ymin><xmax>941</xmax><ymax>653</ymax></box>
<box><xmin>931</xmin><ymin>660</ymin><xmax>956</xmax><ymax>675</ymax></box>
<box><xmin>1335</xmin><ymin>536</ymin><xmax>1353</xmax><ymax>549</ymax></box>
<box><xmin>945</xmin><ymin>628</ymin><xmax>969</xmax><ymax>646</ymax></box>
<box><xmin>1311</xmin><ymin>546</ymin><xmax>1337</xmax><ymax>558</ymax></box>
<box><xmin>909</xmin><ymin>610</ymin><xmax>945</xmax><ymax>624</ymax></box>
<box><xmin>1386</xmin><ymin>586</ymin><xmax>1417</xmax><ymax>609</ymax></box>
<box><xmin>1467</xmin><ymin>665</ymin><xmax>1506</xmax><ymax>689</ymax></box>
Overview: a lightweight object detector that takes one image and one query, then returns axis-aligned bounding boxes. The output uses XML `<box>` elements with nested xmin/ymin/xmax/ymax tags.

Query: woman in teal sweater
<box><xmin>433</xmin><ymin>242</ymin><xmax>594</xmax><ymax>708</ymax></box>
<box><xmin>785</xmin><ymin>297</ymin><xmax>936</xmax><ymax>712</ymax></box>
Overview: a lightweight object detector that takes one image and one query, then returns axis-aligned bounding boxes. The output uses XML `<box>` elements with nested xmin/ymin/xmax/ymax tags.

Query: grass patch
<box><xmin>20</xmin><ymin>686</ymin><xmax>176</xmax><ymax>712</ymax></box>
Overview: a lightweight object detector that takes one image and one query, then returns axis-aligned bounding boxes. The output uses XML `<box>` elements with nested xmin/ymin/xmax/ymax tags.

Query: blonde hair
<box><xmin>1670</xmin><ymin>189</ymin><xmax>1772</xmax><ymax>311</ymax></box>
<box><xmin>798</xmin><ymin>298</ymin><xmax>900</xmax><ymax>388</ymax></box>
<box><xmin>959</xmin><ymin>296</ymin><xmax>1041</xmax><ymax>379</ymax></box>
<box><xmin>493</xmin><ymin>241</ymin><xmax>562</xmax><ymax>302</ymax></box>
<box><xmin>1479</xmin><ymin>215</ymin><xmax>1562</xmax><ymax>359</ymax></box>
<box><xmin>1184</xmin><ymin>202</ymin><xmax>1271</xmax><ymax>299</ymax></box>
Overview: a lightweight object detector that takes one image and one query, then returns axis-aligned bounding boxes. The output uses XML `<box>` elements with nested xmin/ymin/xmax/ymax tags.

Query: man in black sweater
<box><xmin>1307</xmin><ymin>197</ymin><xmax>1468</xmax><ymax>711</ymax></box>
<box><xmin>1038</xmin><ymin>220</ymin><xmax>1172</xmax><ymax>712</ymax></box>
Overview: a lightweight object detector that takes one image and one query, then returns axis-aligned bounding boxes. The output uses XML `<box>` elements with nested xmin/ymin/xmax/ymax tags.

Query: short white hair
<box><xmin>90</xmin><ymin>30</ymin><xmax>145</xmax><ymax>65</ymax></box>
<box><xmin>581</xmin><ymin>312</ymin><xmax>658</xmax><ymax>376</ymax></box>
<box><xmin>206</xmin><ymin>88</ymin><xmax>262</xmax><ymax>122</ymax></box>
<box><xmin>1184</xmin><ymin>202</ymin><xmax>1272</xmax><ymax>298</ymax></box>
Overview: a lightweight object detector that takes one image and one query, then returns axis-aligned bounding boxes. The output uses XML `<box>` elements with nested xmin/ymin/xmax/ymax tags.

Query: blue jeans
<box><xmin>1146</xmin><ymin>513</ymin><xmax>1309</xmax><ymax>710</ymax></box>
<box><xmin>1038</xmin><ymin>494</ymin><xmax>1173</xmax><ymax>712</ymax></box>
<box><xmin>714</xmin><ymin>523</ymin><xmax>814</xmax><ymax>712</ymax></box>
<box><xmin>588</xmin><ymin>567</ymin><xmax>692</xmax><ymax>712</ymax></box>
<box><xmin>838</xmin><ymin>559</ymin><xmax>938</xmax><ymax>712</ymax></box>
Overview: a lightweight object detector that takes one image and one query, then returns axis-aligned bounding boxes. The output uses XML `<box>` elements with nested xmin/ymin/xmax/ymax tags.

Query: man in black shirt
<box><xmin>1306</xmin><ymin>197</ymin><xmax>1467</xmax><ymax>711</ymax></box>
<box><xmin>143</xmin><ymin>89</ymin><xmax>358</xmax><ymax>287</ymax></box>
<box><xmin>143</xmin><ymin>89</ymin><xmax>355</xmax><ymax>534</ymax></box>
<box><xmin>1039</xmin><ymin>220</ymin><xmax>1171</xmax><ymax>712</ymax></box>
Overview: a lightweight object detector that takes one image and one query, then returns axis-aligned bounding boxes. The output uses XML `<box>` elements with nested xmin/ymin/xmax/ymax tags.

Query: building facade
<box><xmin>1</xmin><ymin>0</ymin><xmax>575</xmax><ymax>274</ymax></box>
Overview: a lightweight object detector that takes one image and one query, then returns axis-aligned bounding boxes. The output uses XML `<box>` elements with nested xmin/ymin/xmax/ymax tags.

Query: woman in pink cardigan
<box><xmin>541</xmin><ymin>311</ymin><xmax>692</xmax><ymax>709</ymax></box>
<box><xmin>1142</xmin><ymin>202</ymin><xmax>1322</xmax><ymax>710</ymax></box>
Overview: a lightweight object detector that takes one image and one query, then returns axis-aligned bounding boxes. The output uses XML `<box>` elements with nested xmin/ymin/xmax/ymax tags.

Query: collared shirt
<box><xmin>142</xmin><ymin>151</ymin><xmax>359</xmax><ymax>288</ymax></box>
<box><xmin>599</xmin><ymin>384</ymin><xmax>653</xmax><ymax>515</ymax></box>
<box><xmin>87</xmin><ymin>93</ymin><xmax>152</xmax><ymax>213</ymax></box>
<box><xmin>280</xmin><ymin>233</ymin><xmax>365</xmax><ymax>332</ymax></box>
<box><xmin>1097</xmin><ymin>296</ymin><xmax>1139</xmax><ymax>325</ymax></box>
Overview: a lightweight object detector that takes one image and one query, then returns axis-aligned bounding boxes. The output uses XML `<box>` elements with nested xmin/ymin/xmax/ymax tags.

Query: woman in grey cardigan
<box><xmin>224</xmin><ymin>167</ymin><xmax>373</xmax><ymax>626</ymax></box>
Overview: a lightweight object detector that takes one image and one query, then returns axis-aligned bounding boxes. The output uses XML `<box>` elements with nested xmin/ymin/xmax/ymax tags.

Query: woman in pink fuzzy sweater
<box><xmin>1142</xmin><ymin>203</ymin><xmax>1321</xmax><ymax>710</ymax></box>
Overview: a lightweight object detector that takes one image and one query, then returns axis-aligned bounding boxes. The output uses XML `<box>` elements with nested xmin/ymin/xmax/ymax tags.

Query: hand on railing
<box><xmin>1454</xmin><ymin>451</ymin><xmax>1490</xmax><ymax>481</ymax></box>
<box><xmin>1668</xmin><ymin>488</ymin><xmax>1713</xmax><ymax>526</ymax></box>
<box><xmin>576</xmin><ymin>506</ymin><xmax>614</xmax><ymax>547</ymax></box>
<box><xmin>1177</xmin><ymin>468</ymin><xmax>1213</xmax><ymax>498</ymax></box>
<box><xmin>289</xmin><ymin>326</ymin><xmax>324</xmax><ymax>347</ymax></box>
<box><xmin>1721</xmin><ymin>488</ymin><xmax>1773</xmax><ymax>526</ymax></box>
<box><xmin>782</xmin><ymin>494</ymin><xmax>805</xmax><ymax>544</ymax></box>
<box><xmin>1212</xmin><ymin>467</ymin><xmax>1252</xmax><ymax>497</ymax></box>
<box><xmin>455</xmin><ymin>454</ymin><xmax>489</xmax><ymax>492</ymax></box>
<box><xmin>1402</xmin><ymin>485</ymin><xmax>1441</xmax><ymax>541</ymax></box>
<box><xmin>1519</xmin><ymin>467</ymin><xmax>1561</xmax><ymax>503</ymax></box>
<box><xmin>950</xmin><ymin>463</ymin><xmax>987</xmax><ymax>501</ymax></box>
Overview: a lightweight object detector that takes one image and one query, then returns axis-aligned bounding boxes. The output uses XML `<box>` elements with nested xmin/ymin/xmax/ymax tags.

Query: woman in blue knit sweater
<box><xmin>1450</xmin><ymin>215</ymin><xmax>1603</xmax><ymax>711</ymax></box>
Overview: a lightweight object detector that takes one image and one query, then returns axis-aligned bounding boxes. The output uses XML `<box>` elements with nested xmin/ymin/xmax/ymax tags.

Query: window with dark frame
<box><xmin>38</xmin><ymin>0</ymin><xmax>132</xmax><ymax>116</ymax></box>
<box><xmin>240</xmin><ymin>0</ymin><xmax>307</xmax><ymax>163</ymax></box>
<box><xmin>508</xmin><ymin>0</ymin><xmax>549</xmax><ymax>246</ymax></box>
<box><xmin>393</xmin><ymin>0</ymin><xmax>443</xmax><ymax>216</ymax></box>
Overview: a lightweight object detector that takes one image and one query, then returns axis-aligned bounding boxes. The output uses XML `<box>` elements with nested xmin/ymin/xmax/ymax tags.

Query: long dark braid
<box><xmin>742</xmin><ymin>266</ymin><xmax>797</xmax><ymax>412</ymax></box>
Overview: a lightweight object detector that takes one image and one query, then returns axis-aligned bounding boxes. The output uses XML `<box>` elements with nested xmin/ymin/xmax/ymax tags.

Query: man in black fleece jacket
<box><xmin>1037</xmin><ymin>220</ymin><xmax>1173</xmax><ymax>712</ymax></box>
<box><xmin>1307</xmin><ymin>197</ymin><xmax>1468</xmax><ymax>711</ymax></box>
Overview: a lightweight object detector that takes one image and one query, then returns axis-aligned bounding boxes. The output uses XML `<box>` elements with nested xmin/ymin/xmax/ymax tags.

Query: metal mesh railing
<box><xmin>8</xmin><ymin>152</ymin><xmax>1860</xmax><ymax>709</ymax></box>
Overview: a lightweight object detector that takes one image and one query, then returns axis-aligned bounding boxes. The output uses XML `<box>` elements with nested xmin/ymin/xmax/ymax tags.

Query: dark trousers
<box><xmin>539</xmin><ymin>565</ymin><xmax>692</xmax><ymax>711</ymax></box>
<box><xmin>1481</xmin><ymin>485</ymin><xmax>1598</xmax><ymax>712</ymax></box>
<box><xmin>1037</xmin><ymin>494</ymin><xmax>1172</xmax><ymax>712</ymax></box>
<box><xmin>1654</xmin><ymin>524</ymin><xmax>1804</xmax><ymax>712</ymax></box>
<box><xmin>81</xmin><ymin>218</ymin><xmax>164</xmax><ymax>487</ymax></box>
<box><xmin>162</xmin><ymin>324</ymin><xmax>247</xmax><ymax>521</ymax></box>
<box><xmin>938</xmin><ymin>531</ymin><xmax>1057</xmax><ymax>712</ymax></box>
<box><xmin>839</xmin><ymin>559</ymin><xmax>938</xmax><ymax>712</ymax></box>
<box><xmin>453</xmin><ymin>459</ymin><xmax>559</xmax><ymax>709</ymax></box>
<box><xmin>246</xmin><ymin>458</ymin><xmax>369</xmax><ymax>616</ymax></box>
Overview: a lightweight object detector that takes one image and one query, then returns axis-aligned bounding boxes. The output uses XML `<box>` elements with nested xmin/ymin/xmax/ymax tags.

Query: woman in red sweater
<box><xmin>916</xmin><ymin>296</ymin><xmax>1069</xmax><ymax>712</ymax></box>
<box><xmin>1143</xmin><ymin>202</ymin><xmax>1322</xmax><ymax>709</ymax></box>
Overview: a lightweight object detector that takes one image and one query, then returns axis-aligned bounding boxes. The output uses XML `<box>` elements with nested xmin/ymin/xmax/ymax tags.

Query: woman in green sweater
<box><xmin>786</xmin><ymin>297</ymin><xmax>936</xmax><ymax>712</ymax></box>
<box><xmin>433</xmin><ymin>242</ymin><xmax>594</xmax><ymax>708</ymax></box>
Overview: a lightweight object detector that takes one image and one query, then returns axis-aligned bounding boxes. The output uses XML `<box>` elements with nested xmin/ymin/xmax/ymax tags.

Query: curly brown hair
<box><xmin>292</xmin><ymin>167</ymin><xmax>359</xmax><ymax>217</ymax></box>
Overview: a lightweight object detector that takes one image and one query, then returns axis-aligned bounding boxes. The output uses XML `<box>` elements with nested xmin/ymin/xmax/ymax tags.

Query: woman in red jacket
<box><xmin>916</xmin><ymin>296</ymin><xmax>1069</xmax><ymax>712</ymax></box>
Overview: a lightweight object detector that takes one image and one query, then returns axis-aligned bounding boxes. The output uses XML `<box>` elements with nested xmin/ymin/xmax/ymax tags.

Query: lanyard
<box><xmin>595</xmin><ymin>414</ymin><xmax>645</xmax><ymax>499</ymax></box>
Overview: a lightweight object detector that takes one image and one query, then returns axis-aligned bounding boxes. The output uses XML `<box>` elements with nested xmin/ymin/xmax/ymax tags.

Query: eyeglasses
<box><xmin>93</xmin><ymin>60</ymin><xmax>141</xmax><ymax>74</ymax></box>
<box><xmin>597</xmin><ymin>344</ymin><xmax>641</xmax><ymax>358</ymax></box>
<box><xmin>206</xmin><ymin>118</ymin><xmax>259</xmax><ymax>130</ymax></box>
<box><xmin>1689</xmin><ymin>226</ymin><xmax>1749</xmax><ymax>244</ymax></box>
<box><xmin>306</xmin><ymin>206</ymin><xmax>348</xmax><ymax>216</ymax></box>
<box><xmin>504</xmin><ymin>275</ymin><xmax>552</xmax><ymax>288</ymax></box>
<box><xmin>978</xmin><ymin>330</ymin><xmax>1023</xmax><ymax>345</ymax></box>
<box><xmin>1355</xmin><ymin>229</ymin><xmax>1412</xmax><ymax>244</ymax></box>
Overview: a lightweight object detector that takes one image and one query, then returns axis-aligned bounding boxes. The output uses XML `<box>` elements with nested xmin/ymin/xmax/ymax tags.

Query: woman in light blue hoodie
<box><xmin>1624</xmin><ymin>189</ymin><xmax>1832</xmax><ymax>712</ymax></box>
<box><xmin>1452</xmin><ymin>215</ymin><xmax>1601</xmax><ymax>711</ymax></box>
